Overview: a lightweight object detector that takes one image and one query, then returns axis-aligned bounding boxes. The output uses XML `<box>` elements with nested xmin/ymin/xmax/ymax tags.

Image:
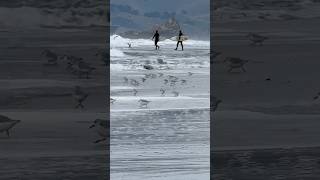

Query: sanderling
<box><xmin>211</xmin><ymin>51</ymin><xmax>222</xmax><ymax>58</ymax></box>
<box><xmin>143</xmin><ymin>65</ymin><xmax>154</xmax><ymax>70</ymax></box>
<box><xmin>313</xmin><ymin>92</ymin><xmax>320</xmax><ymax>100</ymax></box>
<box><xmin>172</xmin><ymin>91</ymin><xmax>179</xmax><ymax>97</ymax></box>
<box><xmin>246</xmin><ymin>33</ymin><xmax>268</xmax><ymax>46</ymax></box>
<box><xmin>130</xmin><ymin>79</ymin><xmax>140</xmax><ymax>87</ymax></box>
<box><xmin>123</xmin><ymin>77</ymin><xmax>129</xmax><ymax>84</ymax></box>
<box><xmin>41</xmin><ymin>49</ymin><xmax>58</xmax><ymax>65</ymax></box>
<box><xmin>110</xmin><ymin>98</ymin><xmax>116</xmax><ymax>104</ymax></box>
<box><xmin>224</xmin><ymin>57</ymin><xmax>248</xmax><ymax>72</ymax></box>
<box><xmin>77</xmin><ymin>61</ymin><xmax>96</xmax><ymax>79</ymax></box>
<box><xmin>138</xmin><ymin>99</ymin><xmax>151</xmax><ymax>108</ymax></box>
<box><xmin>160</xmin><ymin>88</ymin><xmax>166</xmax><ymax>96</ymax></box>
<box><xmin>158</xmin><ymin>73</ymin><xmax>164</xmax><ymax>77</ymax></box>
<box><xmin>73</xmin><ymin>86</ymin><xmax>89</xmax><ymax>109</ymax></box>
<box><xmin>133</xmin><ymin>89</ymin><xmax>138</xmax><ymax>96</ymax></box>
<box><xmin>0</xmin><ymin>115</ymin><xmax>20</xmax><ymax>137</ymax></box>
<box><xmin>212</xmin><ymin>97</ymin><xmax>222</xmax><ymax>112</ymax></box>
<box><xmin>157</xmin><ymin>58</ymin><xmax>166</xmax><ymax>64</ymax></box>
<box><xmin>89</xmin><ymin>119</ymin><xmax>108</xmax><ymax>143</ymax></box>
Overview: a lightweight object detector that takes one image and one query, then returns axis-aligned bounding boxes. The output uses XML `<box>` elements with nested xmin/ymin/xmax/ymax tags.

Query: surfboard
<box><xmin>170</xmin><ymin>36</ymin><xmax>189</xmax><ymax>41</ymax></box>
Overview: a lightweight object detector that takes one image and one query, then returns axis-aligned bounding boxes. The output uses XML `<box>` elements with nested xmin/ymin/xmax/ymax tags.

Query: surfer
<box><xmin>175</xmin><ymin>30</ymin><xmax>184</xmax><ymax>51</ymax></box>
<box><xmin>152</xmin><ymin>30</ymin><xmax>160</xmax><ymax>50</ymax></box>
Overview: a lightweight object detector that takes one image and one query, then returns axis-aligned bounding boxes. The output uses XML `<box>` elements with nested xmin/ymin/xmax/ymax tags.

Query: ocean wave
<box><xmin>110</xmin><ymin>34</ymin><xmax>210</xmax><ymax>48</ymax></box>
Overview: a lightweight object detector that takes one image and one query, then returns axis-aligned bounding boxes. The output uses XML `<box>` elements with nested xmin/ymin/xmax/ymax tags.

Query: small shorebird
<box><xmin>64</xmin><ymin>55</ymin><xmax>82</xmax><ymax>71</ymax></box>
<box><xmin>138</xmin><ymin>99</ymin><xmax>151</xmax><ymax>108</ymax></box>
<box><xmin>224</xmin><ymin>57</ymin><xmax>249</xmax><ymax>73</ymax></box>
<box><xmin>158</xmin><ymin>73</ymin><xmax>164</xmax><ymax>77</ymax></box>
<box><xmin>89</xmin><ymin>119</ymin><xmax>108</xmax><ymax>143</ymax></box>
<box><xmin>141</xmin><ymin>77</ymin><xmax>147</xmax><ymax>83</ymax></box>
<box><xmin>77</xmin><ymin>61</ymin><xmax>96</xmax><ymax>79</ymax></box>
<box><xmin>168</xmin><ymin>75</ymin><xmax>178</xmax><ymax>80</ymax></box>
<box><xmin>73</xmin><ymin>86</ymin><xmax>89</xmax><ymax>109</ymax></box>
<box><xmin>127</xmin><ymin>43</ymin><xmax>132</xmax><ymax>48</ymax></box>
<box><xmin>133</xmin><ymin>89</ymin><xmax>138</xmax><ymax>96</ymax></box>
<box><xmin>313</xmin><ymin>92</ymin><xmax>320</xmax><ymax>100</ymax></box>
<box><xmin>41</xmin><ymin>49</ymin><xmax>58</xmax><ymax>65</ymax></box>
<box><xmin>164</xmin><ymin>79</ymin><xmax>169</xmax><ymax>85</ymax></box>
<box><xmin>0</xmin><ymin>115</ymin><xmax>20</xmax><ymax>137</ymax></box>
<box><xmin>130</xmin><ymin>79</ymin><xmax>140</xmax><ymax>87</ymax></box>
<box><xmin>123</xmin><ymin>77</ymin><xmax>129</xmax><ymax>84</ymax></box>
<box><xmin>110</xmin><ymin>98</ymin><xmax>116</xmax><ymax>104</ymax></box>
<box><xmin>246</xmin><ymin>33</ymin><xmax>268</xmax><ymax>46</ymax></box>
<box><xmin>160</xmin><ymin>88</ymin><xmax>166</xmax><ymax>96</ymax></box>
<box><xmin>211</xmin><ymin>51</ymin><xmax>222</xmax><ymax>59</ymax></box>
<box><xmin>188</xmin><ymin>72</ymin><xmax>193</xmax><ymax>76</ymax></box>
<box><xmin>181</xmin><ymin>79</ymin><xmax>187</xmax><ymax>85</ymax></box>
<box><xmin>150</xmin><ymin>73</ymin><xmax>157</xmax><ymax>79</ymax></box>
<box><xmin>172</xmin><ymin>91</ymin><xmax>179</xmax><ymax>97</ymax></box>
<box><xmin>212</xmin><ymin>97</ymin><xmax>222</xmax><ymax>112</ymax></box>
<box><xmin>143</xmin><ymin>65</ymin><xmax>154</xmax><ymax>70</ymax></box>
<box><xmin>157</xmin><ymin>58</ymin><xmax>166</xmax><ymax>64</ymax></box>
<box><xmin>170</xmin><ymin>79</ymin><xmax>178</xmax><ymax>87</ymax></box>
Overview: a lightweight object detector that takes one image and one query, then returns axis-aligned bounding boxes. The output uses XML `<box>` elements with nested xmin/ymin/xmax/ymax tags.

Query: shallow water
<box><xmin>110</xmin><ymin>36</ymin><xmax>210</xmax><ymax>179</ymax></box>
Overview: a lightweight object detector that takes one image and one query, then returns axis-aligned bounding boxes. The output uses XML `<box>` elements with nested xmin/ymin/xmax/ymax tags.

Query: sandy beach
<box><xmin>110</xmin><ymin>37</ymin><xmax>210</xmax><ymax>179</ymax></box>
<box><xmin>0</xmin><ymin>28</ymin><xmax>108</xmax><ymax>179</ymax></box>
<box><xmin>212</xmin><ymin>18</ymin><xmax>320</xmax><ymax>178</ymax></box>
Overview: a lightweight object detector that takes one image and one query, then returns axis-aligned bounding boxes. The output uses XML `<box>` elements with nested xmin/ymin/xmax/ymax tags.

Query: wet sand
<box><xmin>212</xmin><ymin>18</ymin><xmax>320</xmax><ymax>178</ymax></box>
<box><xmin>111</xmin><ymin>43</ymin><xmax>210</xmax><ymax>179</ymax></box>
<box><xmin>0</xmin><ymin>29</ymin><xmax>108</xmax><ymax>179</ymax></box>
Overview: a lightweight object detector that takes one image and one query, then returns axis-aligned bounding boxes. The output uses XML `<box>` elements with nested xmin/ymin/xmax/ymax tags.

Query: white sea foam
<box><xmin>110</xmin><ymin>48</ymin><xmax>125</xmax><ymax>57</ymax></box>
<box><xmin>110</xmin><ymin>34</ymin><xmax>209</xmax><ymax>48</ymax></box>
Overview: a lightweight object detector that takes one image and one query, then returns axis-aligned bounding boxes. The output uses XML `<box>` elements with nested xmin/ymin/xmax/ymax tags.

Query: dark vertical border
<box><xmin>210</xmin><ymin>0</ymin><xmax>214</xmax><ymax>179</ymax></box>
<box><xmin>106</xmin><ymin>0</ymin><xmax>110</xmax><ymax>179</ymax></box>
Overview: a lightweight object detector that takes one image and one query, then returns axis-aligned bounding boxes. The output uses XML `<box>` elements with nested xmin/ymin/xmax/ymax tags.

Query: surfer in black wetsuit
<box><xmin>152</xmin><ymin>30</ymin><xmax>160</xmax><ymax>50</ymax></box>
<box><xmin>175</xmin><ymin>30</ymin><xmax>184</xmax><ymax>51</ymax></box>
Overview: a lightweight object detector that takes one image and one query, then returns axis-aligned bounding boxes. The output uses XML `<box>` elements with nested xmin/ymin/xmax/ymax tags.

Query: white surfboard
<box><xmin>170</xmin><ymin>36</ymin><xmax>189</xmax><ymax>41</ymax></box>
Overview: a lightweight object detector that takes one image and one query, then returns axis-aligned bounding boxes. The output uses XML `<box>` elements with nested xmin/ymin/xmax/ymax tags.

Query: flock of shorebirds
<box><xmin>0</xmin><ymin>114</ymin><xmax>107</xmax><ymax>143</ymax></box>
<box><xmin>111</xmin><ymin>69</ymin><xmax>193</xmax><ymax>108</ymax></box>
<box><xmin>41</xmin><ymin>49</ymin><xmax>108</xmax><ymax>79</ymax></box>
<box><xmin>41</xmin><ymin>49</ymin><xmax>109</xmax><ymax>109</ymax></box>
<box><xmin>213</xmin><ymin>32</ymin><xmax>269</xmax><ymax>73</ymax></box>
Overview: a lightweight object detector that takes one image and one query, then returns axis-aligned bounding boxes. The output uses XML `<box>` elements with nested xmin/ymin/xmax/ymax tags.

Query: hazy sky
<box><xmin>111</xmin><ymin>0</ymin><xmax>210</xmax><ymax>15</ymax></box>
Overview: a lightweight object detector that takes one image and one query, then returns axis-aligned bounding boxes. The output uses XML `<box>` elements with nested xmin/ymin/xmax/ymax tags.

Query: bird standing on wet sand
<box><xmin>0</xmin><ymin>115</ymin><xmax>20</xmax><ymax>137</ymax></box>
<box><xmin>160</xmin><ymin>88</ymin><xmax>166</xmax><ymax>96</ymax></box>
<box><xmin>172</xmin><ymin>91</ymin><xmax>179</xmax><ymax>97</ymax></box>
<box><xmin>212</xmin><ymin>97</ymin><xmax>222</xmax><ymax>112</ymax></box>
<box><xmin>41</xmin><ymin>49</ymin><xmax>59</xmax><ymax>65</ymax></box>
<box><xmin>313</xmin><ymin>92</ymin><xmax>320</xmax><ymax>100</ymax></box>
<box><xmin>73</xmin><ymin>86</ymin><xmax>89</xmax><ymax>109</ymax></box>
<box><xmin>138</xmin><ymin>99</ymin><xmax>151</xmax><ymax>108</ymax></box>
<box><xmin>89</xmin><ymin>119</ymin><xmax>108</xmax><ymax>143</ymax></box>
<box><xmin>246</xmin><ymin>33</ymin><xmax>268</xmax><ymax>46</ymax></box>
<box><xmin>130</xmin><ymin>79</ymin><xmax>140</xmax><ymax>87</ymax></box>
<box><xmin>133</xmin><ymin>89</ymin><xmax>138</xmax><ymax>96</ymax></box>
<box><xmin>224</xmin><ymin>57</ymin><xmax>249</xmax><ymax>73</ymax></box>
<box><xmin>110</xmin><ymin>98</ymin><xmax>116</xmax><ymax>104</ymax></box>
<box><xmin>123</xmin><ymin>77</ymin><xmax>129</xmax><ymax>84</ymax></box>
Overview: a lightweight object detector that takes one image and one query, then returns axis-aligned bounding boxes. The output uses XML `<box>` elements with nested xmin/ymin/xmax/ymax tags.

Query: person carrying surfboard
<box><xmin>175</xmin><ymin>30</ymin><xmax>184</xmax><ymax>51</ymax></box>
<box><xmin>152</xmin><ymin>30</ymin><xmax>160</xmax><ymax>50</ymax></box>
